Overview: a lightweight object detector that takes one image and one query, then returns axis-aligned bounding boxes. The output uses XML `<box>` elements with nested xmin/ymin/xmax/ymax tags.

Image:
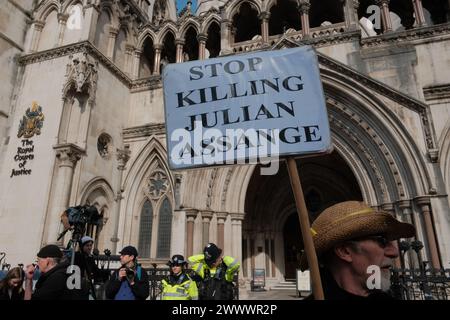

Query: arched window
<box><xmin>309</xmin><ymin>0</ymin><xmax>344</xmax><ymax>28</ymax></box>
<box><xmin>63</xmin><ymin>3</ymin><xmax>84</xmax><ymax>45</ymax></box>
<box><xmin>183</xmin><ymin>26</ymin><xmax>199</xmax><ymax>61</ymax></box>
<box><xmin>422</xmin><ymin>0</ymin><xmax>449</xmax><ymax>25</ymax></box>
<box><xmin>269</xmin><ymin>0</ymin><xmax>301</xmax><ymax>36</ymax></box>
<box><xmin>94</xmin><ymin>10</ymin><xmax>110</xmax><ymax>54</ymax></box>
<box><xmin>232</xmin><ymin>2</ymin><xmax>261</xmax><ymax>43</ymax></box>
<box><xmin>206</xmin><ymin>22</ymin><xmax>221</xmax><ymax>58</ymax></box>
<box><xmin>113</xmin><ymin>29</ymin><xmax>127</xmax><ymax>70</ymax></box>
<box><xmin>138</xmin><ymin>200</ymin><xmax>153</xmax><ymax>259</ymax></box>
<box><xmin>156</xmin><ymin>197</ymin><xmax>173</xmax><ymax>258</ymax></box>
<box><xmin>38</xmin><ymin>10</ymin><xmax>58</xmax><ymax>51</ymax></box>
<box><xmin>161</xmin><ymin>31</ymin><xmax>176</xmax><ymax>72</ymax></box>
<box><xmin>139</xmin><ymin>37</ymin><xmax>155</xmax><ymax>77</ymax></box>
<box><xmin>388</xmin><ymin>0</ymin><xmax>415</xmax><ymax>30</ymax></box>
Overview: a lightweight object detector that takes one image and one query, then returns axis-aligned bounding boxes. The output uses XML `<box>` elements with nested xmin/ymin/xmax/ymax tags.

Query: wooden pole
<box><xmin>286</xmin><ymin>157</ymin><xmax>324</xmax><ymax>300</ymax></box>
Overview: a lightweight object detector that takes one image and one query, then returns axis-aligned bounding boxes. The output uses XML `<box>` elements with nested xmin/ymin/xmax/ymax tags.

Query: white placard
<box><xmin>296</xmin><ymin>269</ymin><xmax>311</xmax><ymax>292</ymax></box>
<box><xmin>163</xmin><ymin>46</ymin><xmax>331</xmax><ymax>170</ymax></box>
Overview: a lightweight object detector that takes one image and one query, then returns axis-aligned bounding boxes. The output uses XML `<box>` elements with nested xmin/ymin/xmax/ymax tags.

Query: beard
<box><xmin>380</xmin><ymin>269</ymin><xmax>392</xmax><ymax>292</ymax></box>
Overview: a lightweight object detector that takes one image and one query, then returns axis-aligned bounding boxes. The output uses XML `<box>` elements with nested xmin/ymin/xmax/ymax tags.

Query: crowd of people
<box><xmin>0</xmin><ymin>200</ymin><xmax>415</xmax><ymax>301</ymax></box>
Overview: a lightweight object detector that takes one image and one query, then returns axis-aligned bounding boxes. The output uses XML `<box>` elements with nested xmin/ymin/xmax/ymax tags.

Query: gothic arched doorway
<box><xmin>243</xmin><ymin>151</ymin><xmax>363</xmax><ymax>282</ymax></box>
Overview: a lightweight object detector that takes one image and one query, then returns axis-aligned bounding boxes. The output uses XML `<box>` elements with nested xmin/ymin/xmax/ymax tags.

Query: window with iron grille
<box><xmin>138</xmin><ymin>200</ymin><xmax>153</xmax><ymax>259</ymax></box>
<box><xmin>156</xmin><ymin>197</ymin><xmax>172</xmax><ymax>258</ymax></box>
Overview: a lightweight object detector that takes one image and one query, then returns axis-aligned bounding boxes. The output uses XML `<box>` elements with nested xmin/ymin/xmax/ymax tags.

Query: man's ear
<box><xmin>333</xmin><ymin>244</ymin><xmax>354</xmax><ymax>263</ymax></box>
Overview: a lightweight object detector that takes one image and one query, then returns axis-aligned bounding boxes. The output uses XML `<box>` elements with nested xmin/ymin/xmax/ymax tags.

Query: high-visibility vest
<box><xmin>161</xmin><ymin>274</ymin><xmax>198</xmax><ymax>300</ymax></box>
<box><xmin>188</xmin><ymin>255</ymin><xmax>240</xmax><ymax>282</ymax></box>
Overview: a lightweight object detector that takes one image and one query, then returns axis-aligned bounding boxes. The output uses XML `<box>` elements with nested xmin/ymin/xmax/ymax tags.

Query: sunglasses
<box><xmin>351</xmin><ymin>235</ymin><xmax>390</xmax><ymax>248</ymax></box>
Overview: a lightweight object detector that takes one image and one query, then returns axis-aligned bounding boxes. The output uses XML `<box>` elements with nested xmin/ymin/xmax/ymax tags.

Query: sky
<box><xmin>176</xmin><ymin>0</ymin><xmax>197</xmax><ymax>13</ymax></box>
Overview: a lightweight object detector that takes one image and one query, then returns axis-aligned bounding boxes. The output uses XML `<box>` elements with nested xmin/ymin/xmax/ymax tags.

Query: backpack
<box><xmin>198</xmin><ymin>263</ymin><xmax>234</xmax><ymax>300</ymax></box>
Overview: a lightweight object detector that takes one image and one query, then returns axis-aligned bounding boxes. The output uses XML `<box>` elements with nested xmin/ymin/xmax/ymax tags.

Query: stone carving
<box><xmin>145</xmin><ymin>164</ymin><xmax>170</xmax><ymax>200</ymax></box>
<box><xmin>64</xmin><ymin>52</ymin><xmax>98</xmax><ymax>104</ymax></box>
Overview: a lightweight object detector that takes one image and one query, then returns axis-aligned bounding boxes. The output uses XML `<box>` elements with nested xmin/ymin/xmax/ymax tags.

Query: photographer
<box><xmin>73</xmin><ymin>236</ymin><xmax>101</xmax><ymax>300</ymax></box>
<box><xmin>105</xmin><ymin>246</ymin><xmax>149</xmax><ymax>300</ymax></box>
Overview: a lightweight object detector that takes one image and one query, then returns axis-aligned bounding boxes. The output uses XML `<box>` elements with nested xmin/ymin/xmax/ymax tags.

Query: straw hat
<box><xmin>299</xmin><ymin>201</ymin><xmax>415</xmax><ymax>271</ymax></box>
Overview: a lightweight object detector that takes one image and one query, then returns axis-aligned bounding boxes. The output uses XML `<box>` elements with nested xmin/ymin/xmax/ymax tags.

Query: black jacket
<box><xmin>105</xmin><ymin>265</ymin><xmax>149</xmax><ymax>300</ymax></box>
<box><xmin>0</xmin><ymin>286</ymin><xmax>24</xmax><ymax>300</ymax></box>
<box><xmin>32</xmin><ymin>261</ymin><xmax>73</xmax><ymax>300</ymax></box>
<box><xmin>74</xmin><ymin>252</ymin><xmax>101</xmax><ymax>282</ymax></box>
<box><xmin>306</xmin><ymin>268</ymin><xmax>397</xmax><ymax>300</ymax></box>
<box><xmin>73</xmin><ymin>252</ymin><xmax>102</xmax><ymax>300</ymax></box>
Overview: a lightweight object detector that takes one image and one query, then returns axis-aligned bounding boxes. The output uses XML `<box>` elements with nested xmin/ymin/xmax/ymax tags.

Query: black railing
<box><xmin>391</xmin><ymin>268</ymin><xmax>450</xmax><ymax>300</ymax></box>
<box><xmin>390</xmin><ymin>240</ymin><xmax>450</xmax><ymax>300</ymax></box>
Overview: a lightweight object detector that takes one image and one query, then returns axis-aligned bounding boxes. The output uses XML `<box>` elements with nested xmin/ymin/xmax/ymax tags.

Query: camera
<box><xmin>125</xmin><ymin>267</ymin><xmax>135</xmax><ymax>282</ymax></box>
<box><xmin>59</xmin><ymin>205</ymin><xmax>102</xmax><ymax>240</ymax></box>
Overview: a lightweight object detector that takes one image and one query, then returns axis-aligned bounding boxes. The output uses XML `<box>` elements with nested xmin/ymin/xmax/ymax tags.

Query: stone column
<box><xmin>197</xmin><ymin>33</ymin><xmax>208</xmax><ymax>60</ymax></box>
<box><xmin>44</xmin><ymin>144</ymin><xmax>84</xmax><ymax>245</ymax></box>
<box><xmin>216</xmin><ymin>212</ymin><xmax>227</xmax><ymax>250</ymax></box>
<box><xmin>175</xmin><ymin>39</ymin><xmax>185</xmax><ymax>63</ymax></box>
<box><xmin>57</xmin><ymin>13</ymin><xmax>70</xmax><ymax>46</ymax></box>
<box><xmin>106</xmin><ymin>26</ymin><xmax>119</xmax><ymax>59</ymax></box>
<box><xmin>185</xmin><ymin>209</ymin><xmax>198</xmax><ymax>257</ymax></box>
<box><xmin>124</xmin><ymin>44</ymin><xmax>135</xmax><ymax>76</ymax></box>
<box><xmin>111</xmin><ymin>147</ymin><xmax>130</xmax><ymax>253</ymax></box>
<box><xmin>202</xmin><ymin>210</ymin><xmax>213</xmax><ymax>246</ymax></box>
<box><xmin>29</xmin><ymin>21</ymin><xmax>45</xmax><ymax>52</ymax></box>
<box><xmin>132</xmin><ymin>49</ymin><xmax>142</xmax><ymax>78</ymax></box>
<box><xmin>375</xmin><ymin>0</ymin><xmax>393</xmax><ymax>33</ymax></box>
<box><xmin>415</xmin><ymin>197</ymin><xmax>441</xmax><ymax>269</ymax></box>
<box><xmin>412</xmin><ymin>0</ymin><xmax>427</xmax><ymax>27</ymax></box>
<box><xmin>259</xmin><ymin>12</ymin><xmax>270</xmax><ymax>43</ymax></box>
<box><xmin>298</xmin><ymin>0</ymin><xmax>311</xmax><ymax>38</ymax></box>
<box><xmin>342</xmin><ymin>0</ymin><xmax>360</xmax><ymax>31</ymax></box>
<box><xmin>220</xmin><ymin>18</ymin><xmax>232</xmax><ymax>55</ymax></box>
<box><xmin>153</xmin><ymin>44</ymin><xmax>162</xmax><ymax>75</ymax></box>
<box><xmin>230</xmin><ymin>213</ymin><xmax>245</xmax><ymax>270</ymax></box>
<box><xmin>398</xmin><ymin>200</ymin><xmax>420</xmax><ymax>269</ymax></box>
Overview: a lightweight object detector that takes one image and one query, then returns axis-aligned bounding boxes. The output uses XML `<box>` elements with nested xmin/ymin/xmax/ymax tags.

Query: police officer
<box><xmin>188</xmin><ymin>243</ymin><xmax>240</xmax><ymax>300</ymax></box>
<box><xmin>161</xmin><ymin>255</ymin><xmax>198</xmax><ymax>300</ymax></box>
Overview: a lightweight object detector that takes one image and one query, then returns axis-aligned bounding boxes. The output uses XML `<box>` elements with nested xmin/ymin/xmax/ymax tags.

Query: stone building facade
<box><xmin>0</xmin><ymin>0</ymin><xmax>450</xmax><ymax>288</ymax></box>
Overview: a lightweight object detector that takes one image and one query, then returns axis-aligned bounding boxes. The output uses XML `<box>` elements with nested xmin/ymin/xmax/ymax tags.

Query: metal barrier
<box><xmin>391</xmin><ymin>268</ymin><xmax>450</xmax><ymax>300</ymax></box>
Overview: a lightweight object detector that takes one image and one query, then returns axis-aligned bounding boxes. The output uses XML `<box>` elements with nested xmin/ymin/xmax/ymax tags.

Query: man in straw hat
<box><xmin>300</xmin><ymin>201</ymin><xmax>415</xmax><ymax>300</ymax></box>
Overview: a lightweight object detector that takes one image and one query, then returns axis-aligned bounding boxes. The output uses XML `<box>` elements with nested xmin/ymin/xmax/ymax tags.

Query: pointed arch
<box><xmin>137</xmin><ymin>28</ymin><xmax>157</xmax><ymax>49</ymax></box>
<box><xmin>78</xmin><ymin>177</ymin><xmax>115</xmax><ymax>250</ymax></box>
<box><xmin>155</xmin><ymin>22</ymin><xmax>178</xmax><ymax>44</ymax></box>
<box><xmin>183</xmin><ymin>25</ymin><xmax>199</xmax><ymax>61</ymax></box>
<box><xmin>231</xmin><ymin>1</ymin><xmax>262</xmax><ymax>42</ymax></box>
<box><xmin>225</xmin><ymin>0</ymin><xmax>263</xmax><ymax>21</ymax></box>
<box><xmin>179</xmin><ymin>19</ymin><xmax>201</xmax><ymax>38</ymax></box>
<box><xmin>35</xmin><ymin>1</ymin><xmax>60</xmax><ymax>22</ymax></box>
<box><xmin>201</xmin><ymin>14</ymin><xmax>222</xmax><ymax>34</ymax></box>
<box><xmin>121</xmin><ymin>137</ymin><xmax>175</xmax><ymax>255</ymax></box>
<box><xmin>61</xmin><ymin>0</ymin><xmax>83</xmax><ymax>14</ymax></box>
<box><xmin>37</xmin><ymin>7</ymin><xmax>59</xmax><ymax>51</ymax></box>
<box><xmin>268</xmin><ymin>0</ymin><xmax>301</xmax><ymax>36</ymax></box>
